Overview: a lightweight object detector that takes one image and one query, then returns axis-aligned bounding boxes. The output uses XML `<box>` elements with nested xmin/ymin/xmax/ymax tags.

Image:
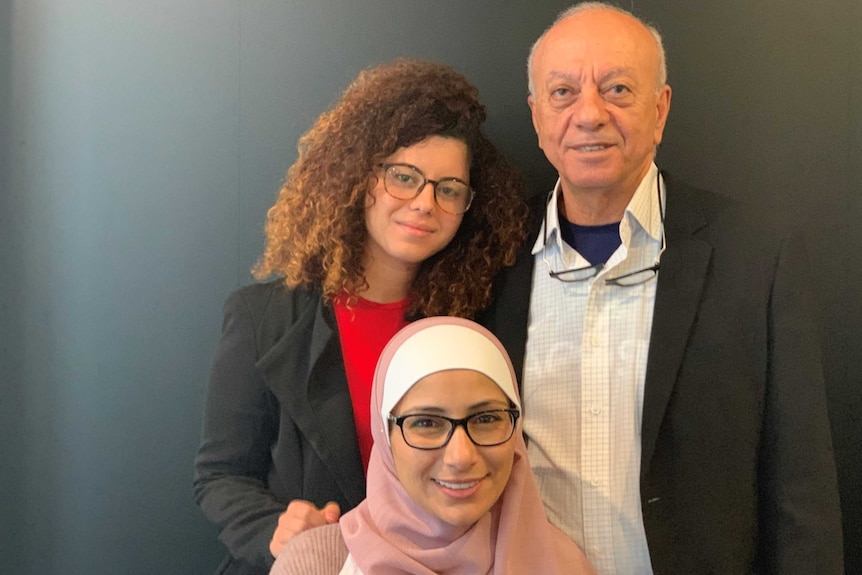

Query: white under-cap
<box><xmin>379</xmin><ymin>320</ymin><xmax>520</xmax><ymax>445</ymax></box>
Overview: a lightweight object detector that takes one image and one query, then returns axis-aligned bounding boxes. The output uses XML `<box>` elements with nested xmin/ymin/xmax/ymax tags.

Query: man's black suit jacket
<box><xmin>481</xmin><ymin>174</ymin><xmax>844</xmax><ymax>574</ymax></box>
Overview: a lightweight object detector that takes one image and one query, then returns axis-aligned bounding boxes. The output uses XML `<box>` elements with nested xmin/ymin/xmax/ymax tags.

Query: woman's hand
<box><xmin>269</xmin><ymin>499</ymin><xmax>341</xmax><ymax>557</ymax></box>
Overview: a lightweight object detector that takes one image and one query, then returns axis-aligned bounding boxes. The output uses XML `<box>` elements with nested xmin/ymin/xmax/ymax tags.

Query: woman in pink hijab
<box><xmin>270</xmin><ymin>317</ymin><xmax>594</xmax><ymax>574</ymax></box>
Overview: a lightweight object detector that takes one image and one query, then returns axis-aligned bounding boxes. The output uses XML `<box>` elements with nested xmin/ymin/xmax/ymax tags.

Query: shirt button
<box><xmin>590</xmin><ymin>404</ymin><xmax>602</xmax><ymax>415</ymax></box>
<box><xmin>590</xmin><ymin>478</ymin><xmax>601</xmax><ymax>487</ymax></box>
<box><xmin>591</xmin><ymin>335</ymin><xmax>601</xmax><ymax>347</ymax></box>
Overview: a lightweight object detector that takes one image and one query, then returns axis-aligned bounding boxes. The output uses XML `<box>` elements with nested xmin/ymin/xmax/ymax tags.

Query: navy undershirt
<box><xmin>558</xmin><ymin>215</ymin><xmax>622</xmax><ymax>266</ymax></box>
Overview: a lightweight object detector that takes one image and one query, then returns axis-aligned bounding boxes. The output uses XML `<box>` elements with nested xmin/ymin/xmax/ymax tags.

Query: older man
<box><xmin>482</xmin><ymin>3</ymin><xmax>843</xmax><ymax>574</ymax></box>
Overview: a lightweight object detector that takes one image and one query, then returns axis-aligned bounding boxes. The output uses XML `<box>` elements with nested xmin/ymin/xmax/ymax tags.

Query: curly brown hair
<box><xmin>253</xmin><ymin>58</ymin><xmax>526</xmax><ymax>319</ymax></box>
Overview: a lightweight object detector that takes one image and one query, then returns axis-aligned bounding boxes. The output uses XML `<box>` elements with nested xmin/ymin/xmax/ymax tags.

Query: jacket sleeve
<box><xmin>760</xmin><ymin>232</ymin><xmax>844</xmax><ymax>573</ymax></box>
<box><xmin>193</xmin><ymin>288</ymin><xmax>284</xmax><ymax>570</ymax></box>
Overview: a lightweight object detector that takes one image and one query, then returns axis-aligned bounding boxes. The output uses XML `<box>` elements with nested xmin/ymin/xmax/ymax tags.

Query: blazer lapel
<box><xmin>640</xmin><ymin>177</ymin><xmax>713</xmax><ymax>476</ymax></box>
<box><xmin>258</xmin><ymin>298</ymin><xmax>365</xmax><ymax>507</ymax></box>
<box><xmin>305</xmin><ymin>303</ymin><xmax>366</xmax><ymax>505</ymax></box>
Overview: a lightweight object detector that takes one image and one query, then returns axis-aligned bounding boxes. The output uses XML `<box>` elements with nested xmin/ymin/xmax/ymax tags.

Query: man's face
<box><xmin>528</xmin><ymin>9</ymin><xmax>671</xmax><ymax>205</ymax></box>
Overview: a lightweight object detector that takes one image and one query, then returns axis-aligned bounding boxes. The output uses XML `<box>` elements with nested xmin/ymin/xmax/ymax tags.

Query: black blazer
<box><xmin>481</xmin><ymin>175</ymin><xmax>844</xmax><ymax>574</ymax></box>
<box><xmin>194</xmin><ymin>282</ymin><xmax>366</xmax><ymax>575</ymax></box>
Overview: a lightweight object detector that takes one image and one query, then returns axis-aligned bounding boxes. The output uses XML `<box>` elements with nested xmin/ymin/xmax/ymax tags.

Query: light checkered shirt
<box><xmin>523</xmin><ymin>164</ymin><xmax>664</xmax><ymax>575</ymax></box>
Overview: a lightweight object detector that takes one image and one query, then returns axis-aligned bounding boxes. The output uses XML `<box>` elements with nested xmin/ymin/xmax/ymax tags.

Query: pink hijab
<box><xmin>340</xmin><ymin>317</ymin><xmax>594</xmax><ymax>574</ymax></box>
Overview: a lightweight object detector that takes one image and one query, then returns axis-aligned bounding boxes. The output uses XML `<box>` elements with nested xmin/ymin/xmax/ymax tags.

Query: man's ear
<box><xmin>653</xmin><ymin>84</ymin><xmax>672</xmax><ymax>145</ymax></box>
<box><xmin>527</xmin><ymin>94</ymin><xmax>541</xmax><ymax>141</ymax></box>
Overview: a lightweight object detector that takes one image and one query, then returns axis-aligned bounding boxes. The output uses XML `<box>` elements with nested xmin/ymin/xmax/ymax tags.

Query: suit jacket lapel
<box><xmin>640</xmin><ymin>176</ymin><xmax>713</xmax><ymax>476</ymax></box>
<box><xmin>258</xmin><ymin>297</ymin><xmax>365</xmax><ymax>507</ymax></box>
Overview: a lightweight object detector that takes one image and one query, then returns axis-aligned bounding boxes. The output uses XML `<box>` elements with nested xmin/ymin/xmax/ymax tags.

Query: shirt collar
<box><xmin>532</xmin><ymin>163</ymin><xmax>664</xmax><ymax>256</ymax></box>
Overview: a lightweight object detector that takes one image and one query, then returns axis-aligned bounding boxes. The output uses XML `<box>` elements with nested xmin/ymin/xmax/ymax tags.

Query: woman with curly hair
<box><xmin>193</xmin><ymin>58</ymin><xmax>526</xmax><ymax>575</ymax></box>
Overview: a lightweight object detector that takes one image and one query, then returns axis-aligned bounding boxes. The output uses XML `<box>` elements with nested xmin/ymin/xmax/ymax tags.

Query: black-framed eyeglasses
<box><xmin>379</xmin><ymin>163</ymin><xmax>475</xmax><ymax>215</ymax></box>
<box><xmin>387</xmin><ymin>409</ymin><xmax>520</xmax><ymax>450</ymax></box>
<box><xmin>542</xmin><ymin>170</ymin><xmax>665</xmax><ymax>286</ymax></box>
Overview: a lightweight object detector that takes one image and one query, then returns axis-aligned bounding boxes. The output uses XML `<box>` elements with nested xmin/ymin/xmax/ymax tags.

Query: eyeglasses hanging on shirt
<box><xmin>542</xmin><ymin>170</ymin><xmax>665</xmax><ymax>286</ymax></box>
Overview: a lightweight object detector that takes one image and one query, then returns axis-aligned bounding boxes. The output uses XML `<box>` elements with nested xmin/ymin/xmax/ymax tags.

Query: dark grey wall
<box><xmin>2</xmin><ymin>1</ymin><xmax>858</xmax><ymax>573</ymax></box>
<box><xmin>2</xmin><ymin>2</ymin><xmax>242</xmax><ymax>573</ymax></box>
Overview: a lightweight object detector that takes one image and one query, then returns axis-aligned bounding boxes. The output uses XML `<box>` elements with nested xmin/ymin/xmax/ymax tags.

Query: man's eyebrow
<box><xmin>598</xmin><ymin>67</ymin><xmax>638</xmax><ymax>83</ymax></box>
<box><xmin>542</xmin><ymin>68</ymin><xmax>638</xmax><ymax>87</ymax></box>
<box><xmin>544</xmin><ymin>71</ymin><xmax>579</xmax><ymax>84</ymax></box>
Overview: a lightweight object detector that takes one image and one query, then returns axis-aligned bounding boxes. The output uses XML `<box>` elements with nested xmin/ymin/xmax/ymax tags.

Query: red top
<box><xmin>333</xmin><ymin>295</ymin><xmax>410</xmax><ymax>473</ymax></box>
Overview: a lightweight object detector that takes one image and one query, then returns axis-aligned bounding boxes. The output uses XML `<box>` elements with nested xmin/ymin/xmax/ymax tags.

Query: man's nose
<box><xmin>573</xmin><ymin>87</ymin><xmax>609</xmax><ymax>128</ymax></box>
